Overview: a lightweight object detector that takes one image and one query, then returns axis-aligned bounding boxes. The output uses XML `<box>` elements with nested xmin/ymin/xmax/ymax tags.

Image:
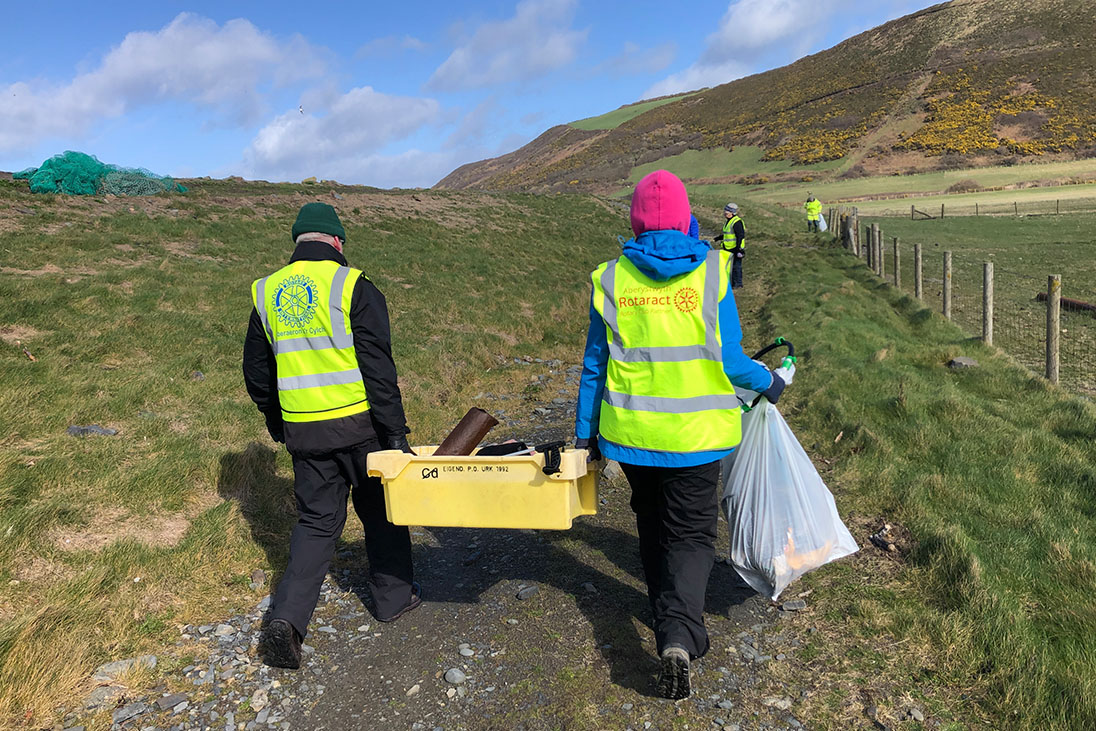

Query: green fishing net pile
<box><xmin>13</xmin><ymin>151</ymin><xmax>187</xmax><ymax>196</ymax></box>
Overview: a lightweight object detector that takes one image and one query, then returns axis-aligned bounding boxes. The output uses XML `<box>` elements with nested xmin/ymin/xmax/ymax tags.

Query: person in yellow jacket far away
<box><xmin>804</xmin><ymin>194</ymin><xmax>822</xmax><ymax>233</ymax></box>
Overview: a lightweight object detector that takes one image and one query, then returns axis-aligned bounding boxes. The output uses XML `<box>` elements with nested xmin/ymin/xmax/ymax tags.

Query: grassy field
<box><xmin>5</xmin><ymin>177</ymin><xmax>1096</xmax><ymax>729</ymax></box>
<box><xmin>568</xmin><ymin>93</ymin><xmax>693</xmax><ymax>131</ymax></box>
<box><xmin>683</xmin><ymin>158</ymin><xmax>1096</xmax><ymax>207</ymax></box>
<box><xmin>0</xmin><ymin>179</ymin><xmax>626</xmax><ymax>726</ymax></box>
<box><xmin>850</xmin><ymin>213</ymin><xmax>1096</xmax><ymax>394</ymax></box>
<box><xmin>744</xmin><ymin>237</ymin><xmax>1096</xmax><ymax>730</ymax></box>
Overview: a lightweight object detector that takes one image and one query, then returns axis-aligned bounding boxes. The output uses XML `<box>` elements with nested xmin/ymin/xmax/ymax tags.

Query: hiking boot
<box><xmin>377</xmin><ymin>582</ymin><xmax>422</xmax><ymax>623</ymax></box>
<box><xmin>656</xmin><ymin>646</ymin><xmax>691</xmax><ymax>700</ymax></box>
<box><xmin>258</xmin><ymin>619</ymin><xmax>302</xmax><ymax>670</ymax></box>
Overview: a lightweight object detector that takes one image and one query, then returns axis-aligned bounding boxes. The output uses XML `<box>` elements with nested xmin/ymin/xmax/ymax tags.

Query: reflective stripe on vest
<box><xmin>252</xmin><ymin>260</ymin><xmax>370</xmax><ymax>423</ymax></box>
<box><xmin>722</xmin><ymin>216</ymin><xmax>745</xmax><ymax>250</ymax></box>
<box><xmin>597</xmin><ymin>250</ymin><xmax>722</xmax><ymax>364</ymax></box>
<box><xmin>591</xmin><ymin>249</ymin><xmax>743</xmax><ymax>453</ymax></box>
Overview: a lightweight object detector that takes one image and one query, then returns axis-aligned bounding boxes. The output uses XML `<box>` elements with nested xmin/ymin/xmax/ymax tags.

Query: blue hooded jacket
<box><xmin>574</xmin><ymin>229</ymin><xmax>773</xmax><ymax>467</ymax></box>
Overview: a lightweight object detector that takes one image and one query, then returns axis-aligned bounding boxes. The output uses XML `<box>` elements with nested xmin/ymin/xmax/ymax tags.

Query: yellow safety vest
<box><xmin>590</xmin><ymin>250</ymin><xmax>743</xmax><ymax>453</ymax></box>
<box><xmin>252</xmin><ymin>260</ymin><xmax>370</xmax><ymax>424</ymax></box>
<box><xmin>722</xmin><ymin>216</ymin><xmax>745</xmax><ymax>250</ymax></box>
<box><xmin>805</xmin><ymin>200</ymin><xmax>822</xmax><ymax>220</ymax></box>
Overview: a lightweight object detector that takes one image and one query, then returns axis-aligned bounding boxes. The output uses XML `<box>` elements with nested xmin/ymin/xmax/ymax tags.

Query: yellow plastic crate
<box><xmin>367</xmin><ymin>446</ymin><xmax>599</xmax><ymax>530</ymax></box>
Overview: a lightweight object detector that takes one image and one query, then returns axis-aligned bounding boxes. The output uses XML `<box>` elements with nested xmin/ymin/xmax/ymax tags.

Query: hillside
<box><xmin>437</xmin><ymin>0</ymin><xmax>1096</xmax><ymax>194</ymax></box>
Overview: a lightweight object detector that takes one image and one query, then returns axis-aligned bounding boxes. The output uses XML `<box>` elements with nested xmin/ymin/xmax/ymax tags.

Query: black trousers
<box><xmin>271</xmin><ymin>442</ymin><xmax>414</xmax><ymax>638</ymax></box>
<box><xmin>807</xmin><ymin>219</ymin><xmax>819</xmax><ymax>232</ymax></box>
<box><xmin>622</xmin><ymin>460</ymin><xmax>720</xmax><ymax>659</ymax></box>
<box><xmin>731</xmin><ymin>256</ymin><xmax>743</xmax><ymax>289</ymax></box>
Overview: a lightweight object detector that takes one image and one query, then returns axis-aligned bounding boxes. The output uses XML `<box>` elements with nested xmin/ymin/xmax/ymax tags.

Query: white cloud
<box><xmin>643</xmin><ymin>61</ymin><xmax>751</xmax><ymax>99</ymax></box>
<box><xmin>356</xmin><ymin>34</ymin><xmax>428</xmax><ymax>58</ymax></box>
<box><xmin>444</xmin><ymin>97</ymin><xmax>501</xmax><ymax>150</ymax></box>
<box><xmin>642</xmin><ymin>0</ymin><xmax>835</xmax><ymax>98</ymax></box>
<box><xmin>426</xmin><ymin>0</ymin><xmax>588</xmax><ymax>91</ymax></box>
<box><xmin>0</xmin><ymin>13</ymin><xmax>324</xmax><ymax>153</ymax></box>
<box><xmin>596</xmin><ymin>42</ymin><xmax>677</xmax><ymax>77</ymax></box>
<box><xmin>241</xmin><ymin>86</ymin><xmax>442</xmax><ymax>183</ymax></box>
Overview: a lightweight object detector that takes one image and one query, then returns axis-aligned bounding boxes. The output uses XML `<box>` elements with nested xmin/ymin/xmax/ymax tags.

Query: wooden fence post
<box><xmin>865</xmin><ymin>225</ymin><xmax>873</xmax><ymax>266</ymax></box>
<box><xmin>975</xmin><ymin>202</ymin><xmax>979</xmax><ymax>216</ymax></box>
<box><xmin>943</xmin><ymin>251</ymin><xmax>952</xmax><ymax>319</ymax></box>
<box><xmin>983</xmin><ymin>262</ymin><xmax>993</xmax><ymax>346</ymax></box>
<box><xmin>941</xmin><ymin>203</ymin><xmax>945</xmax><ymax>220</ymax></box>
<box><xmin>914</xmin><ymin>243</ymin><xmax>923</xmax><ymax>300</ymax></box>
<box><xmin>911</xmin><ymin>204</ymin><xmax>915</xmax><ymax>221</ymax></box>
<box><xmin>876</xmin><ymin>226</ymin><xmax>885</xmax><ymax>277</ymax></box>
<box><xmin>1047</xmin><ymin>275</ymin><xmax>1061</xmax><ymax>384</ymax></box>
<box><xmin>851</xmin><ymin>207</ymin><xmax>860</xmax><ymax>256</ymax></box>
<box><xmin>893</xmin><ymin>237</ymin><xmax>901</xmax><ymax>288</ymax></box>
<box><xmin>1014</xmin><ymin>201</ymin><xmax>1019</xmax><ymax>217</ymax></box>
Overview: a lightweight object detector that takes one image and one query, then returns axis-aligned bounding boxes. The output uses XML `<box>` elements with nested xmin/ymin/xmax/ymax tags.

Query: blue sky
<box><xmin>2</xmin><ymin>0</ymin><xmax>928</xmax><ymax>188</ymax></box>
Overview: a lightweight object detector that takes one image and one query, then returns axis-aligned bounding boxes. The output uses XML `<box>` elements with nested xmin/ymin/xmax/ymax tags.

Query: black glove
<box><xmin>386</xmin><ymin>433</ymin><xmax>415</xmax><ymax>454</ymax></box>
<box><xmin>714</xmin><ymin>233</ymin><xmax>724</xmax><ymax>242</ymax></box>
<box><xmin>733</xmin><ymin>247</ymin><xmax>745</xmax><ymax>259</ymax></box>
<box><xmin>574</xmin><ymin>437</ymin><xmax>602</xmax><ymax>462</ymax></box>
<box><xmin>265</xmin><ymin>413</ymin><xmax>285</xmax><ymax>444</ymax></box>
<box><xmin>761</xmin><ymin>371</ymin><xmax>786</xmax><ymax>405</ymax></box>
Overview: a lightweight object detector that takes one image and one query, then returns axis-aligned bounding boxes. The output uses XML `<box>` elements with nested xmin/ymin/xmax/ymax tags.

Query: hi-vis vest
<box><xmin>805</xmin><ymin>200</ymin><xmax>822</xmax><ymax>220</ymax></box>
<box><xmin>252</xmin><ymin>260</ymin><xmax>369</xmax><ymax>423</ymax></box>
<box><xmin>722</xmin><ymin>216</ymin><xmax>745</xmax><ymax>250</ymax></box>
<box><xmin>591</xmin><ymin>250</ymin><xmax>743</xmax><ymax>453</ymax></box>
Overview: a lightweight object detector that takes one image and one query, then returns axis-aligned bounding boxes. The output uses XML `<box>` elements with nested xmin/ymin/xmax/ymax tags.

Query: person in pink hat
<box><xmin>574</xmin><ymin>170</ymin><xmax>785</xmax><ymax>699</ymax></box>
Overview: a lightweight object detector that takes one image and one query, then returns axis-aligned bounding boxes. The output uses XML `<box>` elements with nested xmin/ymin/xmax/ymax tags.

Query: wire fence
<box><xmin>865</xmin><ymin>194</ymin><xmax>1096</xmax><ymax>218</ymax></box>
<box><xmin>835</xmin><ymin>214</ymin><xmax>1096</xmax><ymax>396</ymax></box>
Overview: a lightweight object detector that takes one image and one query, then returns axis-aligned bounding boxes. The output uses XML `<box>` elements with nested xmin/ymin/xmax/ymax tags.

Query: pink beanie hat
<box><xmin>630</xmin><ymin>170</ymin><xmax>691</xmax><ymax>236</ymax></box>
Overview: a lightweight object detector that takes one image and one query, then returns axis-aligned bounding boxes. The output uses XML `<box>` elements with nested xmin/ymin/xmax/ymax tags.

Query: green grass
<box><xmin>736</xmin><ymin>212</ymin><xmax>1096</xmax><ymax>729</ymax></box>
<box><xmin>688</xmin><ymin>159</ymin><xmax>1096</xmax><ymax>207</ymax></box>
<box><xmin>568</xmin><ymin>93</ymin><xmax>693</xmax><ymax>131</ymax></box>
<box><xmin>852</xmin><ymin>213</ymin><xmax>1096</xmax><ymax>394</ymax></box>
<box><xmin>6</xmin><ymin>178</ymin><xmax>1096</xmax><ymax>729</ymax></box>
<box><xmin>628</xmin><ymin>146</ymin><xmax>844</xmax><ymax>184</ymax></box>
<box><xmin>0</xmin><ymin>181</ymin><xmax>624</xmax><ymax>725</ymax></box>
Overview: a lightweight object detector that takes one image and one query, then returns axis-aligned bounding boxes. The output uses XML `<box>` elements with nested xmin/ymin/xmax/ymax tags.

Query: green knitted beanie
<box><xmin>291</xmin><ymin>202</ymin><xmax>346</xmax><ymax>243</ymax></box>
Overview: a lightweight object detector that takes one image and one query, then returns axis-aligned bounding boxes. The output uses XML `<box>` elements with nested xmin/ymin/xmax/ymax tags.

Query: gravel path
<box><xmin>64</xmin><ymin>361</ymin><xmax>822</xmax><ymax>731</ymax></box>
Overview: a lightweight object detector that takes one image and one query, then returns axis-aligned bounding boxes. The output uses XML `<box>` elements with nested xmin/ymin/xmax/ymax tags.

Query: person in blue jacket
<box><xmin>574</xmin><ymin>170</ymin><xmax>784</xmax><ymax>699</ymax></box>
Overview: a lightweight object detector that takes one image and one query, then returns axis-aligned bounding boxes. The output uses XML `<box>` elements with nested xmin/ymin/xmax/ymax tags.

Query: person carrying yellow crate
<box><xmin>574</xmin><ymin>171</ymin><xmax>786</xmax><ymax>699</ymax></box>
<box><xmin>243</xmin><ymin>202</ymin><xmax>421</xmax><ymax>669</ymax></box>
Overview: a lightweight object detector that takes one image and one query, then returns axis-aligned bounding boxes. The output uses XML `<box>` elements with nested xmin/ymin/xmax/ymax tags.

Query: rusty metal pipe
<box><xmin>434</xmin><ymin>407</ymin><xmax>499</xmax><ymax>456</ymax></box>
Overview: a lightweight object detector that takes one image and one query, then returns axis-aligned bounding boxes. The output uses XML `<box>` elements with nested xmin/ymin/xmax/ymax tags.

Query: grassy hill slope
<box><xmin>438</xmin><ymin>0</ymin><xmax>1096</xmax><ymax>194</ymax></box>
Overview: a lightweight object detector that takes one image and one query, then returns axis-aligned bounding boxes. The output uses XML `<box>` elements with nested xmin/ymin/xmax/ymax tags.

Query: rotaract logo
<box><xmin>674</xmin><ymin>286</ymin><xmax>699</xmax><ymax>313</ymax></box>
<box><xmin>272</xmin><ymin>274</ymin><xmax>319</xmax><ymax>328</ymax></box>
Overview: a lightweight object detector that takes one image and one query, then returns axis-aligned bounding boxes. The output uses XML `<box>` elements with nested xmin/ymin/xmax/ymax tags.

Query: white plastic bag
<box><xmin>721</xmin><ymin>388</ymin><xmax>857</xmax><ymax>600</ymax></box>
<box><xmin>818</xmin><ymin>213</ymin><xmax>828</xmax><ymax>232</ymax></box>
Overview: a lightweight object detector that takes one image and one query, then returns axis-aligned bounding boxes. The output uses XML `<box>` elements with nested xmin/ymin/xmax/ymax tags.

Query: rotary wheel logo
<box><xmin>674</xmin><ymin>286</ymin><xmax>699</xmax><ymax>313</ymax></box>
<box><xmin>273</xmin><ymin>274</ymin><xmax>319</xmax><ymax>327</ymax></box>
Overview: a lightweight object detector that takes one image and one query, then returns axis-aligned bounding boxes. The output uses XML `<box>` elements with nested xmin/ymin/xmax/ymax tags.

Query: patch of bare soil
<box><xmin>49</xmin><ymin>509</ymin><xmax>192</xmax><ymax>553</ymax></box>
<box><xmin>13</xmin><ymin>555</ymin><xmax>74</xmax><ymax>583</ymax></box>
<box><xmin>0</xmin><ymin>263</ymin><xmax>63</xmax><ymax>276</ymax></box>
<box><xmin>995</xmin><ymin>110</ymin><xmax>1048</xmax><ymax>142</ymax></box>
<box><xmin>0</xmin><ymin>325</ymin><xmax>44</xmax><ymax>344</ymax></box>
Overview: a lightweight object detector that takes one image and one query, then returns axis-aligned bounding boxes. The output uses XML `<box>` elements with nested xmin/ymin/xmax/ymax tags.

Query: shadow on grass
<box><xmin>216</xmin><ymin>443</ymin><xmax>296</xmax><ymax>597</ymax></box>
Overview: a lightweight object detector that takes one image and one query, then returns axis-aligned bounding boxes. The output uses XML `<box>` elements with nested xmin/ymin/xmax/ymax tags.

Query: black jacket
<box><xmin>243</xmin><ymin>241</ymin><xmax>409</xmax><ymax>457</ymax></box>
